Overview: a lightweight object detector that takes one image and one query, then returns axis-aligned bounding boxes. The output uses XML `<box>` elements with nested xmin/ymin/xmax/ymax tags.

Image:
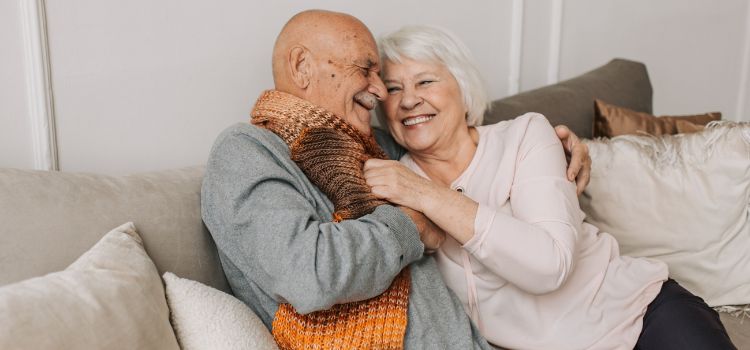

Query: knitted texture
<box><xmin>251</xmin><ymin>90</ymin><xmax>410</xmax><ymax>350</ymax></box>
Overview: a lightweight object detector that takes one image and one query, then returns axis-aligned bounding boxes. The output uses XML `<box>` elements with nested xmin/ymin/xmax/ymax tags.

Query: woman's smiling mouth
<box><xmin>403</xmin><ymin>114</ymin><xmax>435</xmax><ymax>126</ymax></box>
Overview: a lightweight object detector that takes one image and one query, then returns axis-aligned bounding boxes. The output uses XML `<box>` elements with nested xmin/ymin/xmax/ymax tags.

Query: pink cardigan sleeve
<box><xmin>462</xmin><ymin>114</ymin><xmax>586</xmax><ymax>294</ymax></box>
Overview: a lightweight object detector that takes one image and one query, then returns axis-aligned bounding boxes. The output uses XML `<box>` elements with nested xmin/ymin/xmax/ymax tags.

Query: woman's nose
<box><xmin>400</xmin><ymin>88</ymin><xmax>422</xmax><ymax>110</ymax></box>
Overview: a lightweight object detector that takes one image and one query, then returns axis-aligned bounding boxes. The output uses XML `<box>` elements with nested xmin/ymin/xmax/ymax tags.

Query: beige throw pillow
<box><xmin>163</xmin><ymin>272</ymin><xmax>279</xmax><ymax>350</ymax></box>
<box><xmin>581</xmin><ymin>122</ymin><xmax>750</xmax><ymax>306</ymax></box>
<box><xmin>0</xmin><ymin>223</ymin><xmax>180</xmax><ymax>350</ymax></box>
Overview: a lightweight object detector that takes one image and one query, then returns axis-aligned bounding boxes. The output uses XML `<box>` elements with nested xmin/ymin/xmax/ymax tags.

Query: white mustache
<box><xmin>354</xmin><ymin>92</ymin><xmax>378</xmax><ymax>110</ymax></box>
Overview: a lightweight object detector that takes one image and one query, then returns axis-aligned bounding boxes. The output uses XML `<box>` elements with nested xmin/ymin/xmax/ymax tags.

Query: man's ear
<box><xmin>289</xmin><ymin>46</ymin><xmax>311</xmax><ymax>89</ymax></box>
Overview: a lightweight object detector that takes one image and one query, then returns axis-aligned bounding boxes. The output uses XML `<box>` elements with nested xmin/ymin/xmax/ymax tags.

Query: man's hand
<box><xmin>555</xmin><ymin>125</ymin><xmax>591</xmax><ymax>195</ymax></box>
<box><xmin>398</xmin><ymin>206</ymin><xmax>445</xmax><ymax>254</ymax></box>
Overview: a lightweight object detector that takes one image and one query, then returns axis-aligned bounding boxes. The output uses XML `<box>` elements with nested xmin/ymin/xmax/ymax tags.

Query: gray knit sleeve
<box><xmin>201</xmin><ymin>124</ymin><xmax>424</xmax><ymax>314</ymax></box>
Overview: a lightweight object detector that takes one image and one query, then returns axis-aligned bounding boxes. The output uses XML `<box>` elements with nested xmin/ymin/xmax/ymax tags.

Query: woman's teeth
<box><xmin>403</xmin><ymin>115</ymin><xmax>434</xmax><ymax>126</ymax></box>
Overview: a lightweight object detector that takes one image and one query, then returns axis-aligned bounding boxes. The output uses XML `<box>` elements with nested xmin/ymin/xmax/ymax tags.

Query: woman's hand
<box><xmin>554</xmin><ymin>125</ymin><xmax>591</xmax><ymax>195</ymax></box>
<box><xmin>363</xmin><ymin>158</ymin><xmax>435</xmax><ymax>212</ymax></box>
<box><xmin>364</xmin><ymin>158</ymin><xmax>479</xmax><ymax>244</ymax></box>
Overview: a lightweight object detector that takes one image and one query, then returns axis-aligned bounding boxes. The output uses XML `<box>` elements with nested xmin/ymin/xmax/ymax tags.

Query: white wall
<box><xmin>43</xmin><ymin>0</ymin><xmax>511</xmax><ymax>174</ymax></box>
<box><xmin>558</xmin><ymin>0</ymin><xmax>749</xmax><ymax>119</ymax></box>
<box><xmin>0</xmin><ymin>1</ymin><xmax>33</xmax><ymax>169</ymax></box>
<box><xmin>1</xmin><ymin>0</ymin><xmax>749</xmax><ymax>174</ymax></box>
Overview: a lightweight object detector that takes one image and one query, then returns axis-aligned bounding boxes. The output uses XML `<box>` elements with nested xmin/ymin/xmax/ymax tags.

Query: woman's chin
<box><xmin>402</xmin><ymin>137</ymin><xmax>436</xmax><ymax>155</ymax></box>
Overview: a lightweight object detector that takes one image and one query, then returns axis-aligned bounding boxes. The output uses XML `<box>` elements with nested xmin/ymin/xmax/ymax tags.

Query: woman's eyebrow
<box><xmin>383</xmin><ymin>70</ymin><xmax>437</xmax><ymax>84</ymax></box>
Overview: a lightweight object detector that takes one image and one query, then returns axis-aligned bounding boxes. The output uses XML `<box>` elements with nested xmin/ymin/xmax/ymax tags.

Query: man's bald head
<box><xmin>272</xmin><ymin>10</ymin><xmax>373</xmax><ymax>89</ymax></box>
<box><xmin>269</xmin><ymin>10</ymin><xmax>386</xmax><ymax>135</ymax></box>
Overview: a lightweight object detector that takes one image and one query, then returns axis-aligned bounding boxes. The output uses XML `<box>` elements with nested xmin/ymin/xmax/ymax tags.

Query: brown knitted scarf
<box><xmin>251</xmin><ymin>90</ymin><xmax>410</xmax><ymax>350</ymax></box>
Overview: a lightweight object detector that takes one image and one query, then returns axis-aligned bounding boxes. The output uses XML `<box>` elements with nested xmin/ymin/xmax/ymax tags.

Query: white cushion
<box><xmin>163</xmin><ymin>272</ymin><xmax>279</xmax><ymax>350</ymax></box>
<box><xmin>581</xmin><ymin>122</ymin><xmax>750</xmax><ymax>306</ymax></box>
<box><xmin>0</xmin><ymin>222</ymin><xmax>180</xmax><ymax>349</ymax></box>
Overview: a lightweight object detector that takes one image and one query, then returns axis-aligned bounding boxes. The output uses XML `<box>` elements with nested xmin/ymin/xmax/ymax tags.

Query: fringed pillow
<box><xmin>581</xmin><ymin>122</ymin><xmax>750</xmax><ymax>307</ymax></box>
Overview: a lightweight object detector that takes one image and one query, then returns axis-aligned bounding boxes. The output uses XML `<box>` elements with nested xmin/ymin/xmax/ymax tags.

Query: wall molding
<box><xmin>736</xmin><ymin>1</ymin><xmax>750</xmax><ymax>121</ymax></box>
<box><xmin>508</xmin><ymin>0</ymin><xmax>524</xmax><ymax>95</ymax></box>
<box><xmin>21</xmin><ymin>0</ymin><xmax>58</xmax><ymax>171</ymax></box>
<box><xmin>547</xmin><ymin>0</ymin><xmax>563</xmax><ymax>84</ymax></box>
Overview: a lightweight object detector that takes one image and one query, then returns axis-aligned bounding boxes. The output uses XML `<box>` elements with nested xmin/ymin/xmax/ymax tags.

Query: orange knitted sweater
<box><xmin>251</xmin><ymin>90</ymin><xmax>410</xmax><ymax>350</ymax></box>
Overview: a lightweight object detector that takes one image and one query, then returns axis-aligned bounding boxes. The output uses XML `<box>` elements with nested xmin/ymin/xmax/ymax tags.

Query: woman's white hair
<box><xmin>379</xmin><ymin>25</ymin><xmax>490</xmax><ymax>126</ymax></box>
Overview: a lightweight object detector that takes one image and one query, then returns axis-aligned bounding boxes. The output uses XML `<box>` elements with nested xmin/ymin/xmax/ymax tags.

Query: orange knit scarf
<box><xmin>251</xmin><ymin>90</ymin><xmax>410</xmax><ymax>350</ymax></box>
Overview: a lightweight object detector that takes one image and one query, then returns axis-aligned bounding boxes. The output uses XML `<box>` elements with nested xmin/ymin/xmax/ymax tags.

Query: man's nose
<box><xmin>368</xmin><ymin>73</ymin><xmax>387</xmax><ymax>100</ymax></box>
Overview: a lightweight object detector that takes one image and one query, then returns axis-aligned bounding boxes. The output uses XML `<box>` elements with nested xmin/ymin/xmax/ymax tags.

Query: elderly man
<box><xmin>202</xmin><ymin>9</ymin><xmax>590</xmax><ymax>349</ymax></box>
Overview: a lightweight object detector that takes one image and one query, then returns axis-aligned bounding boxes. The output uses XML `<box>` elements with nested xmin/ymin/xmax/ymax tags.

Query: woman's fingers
<box><xmin>574</xmin><ymin>152</ymin><xmax>592</xmax><ymax>195</ymax></box>
<box><xmin>363</xmin><ymin>158</ymin><xmax>428</xmax><ymax>209</ymax></box>
<box><xmin>567</xmin><ymin>143</ymin><xmax>591</xmax><ymax>194</ymax></box>
<box><xmin>555</xmin><ymin>125</ymin><xmax>592</xmax><ymax>194</ymax></box>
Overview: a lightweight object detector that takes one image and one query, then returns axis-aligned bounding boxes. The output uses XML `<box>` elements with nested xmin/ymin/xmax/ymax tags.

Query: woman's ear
<box><xmin>289</xmin><ymin>46</ymin><xmax>311</xmax><ymax>89</ymax></box>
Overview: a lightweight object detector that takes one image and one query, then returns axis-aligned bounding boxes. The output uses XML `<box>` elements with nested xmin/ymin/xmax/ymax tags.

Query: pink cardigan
<box><xmin>400</xmin><ymin>113</ymin><xmax>668</xmax><ymax>349</ymax></box>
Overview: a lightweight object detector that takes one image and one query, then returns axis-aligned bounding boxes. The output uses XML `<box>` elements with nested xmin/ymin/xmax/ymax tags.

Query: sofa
<box><xmin>1</xmin><ymin>58</ymin><xmax>748</xmax><ymax>349</ymax></box>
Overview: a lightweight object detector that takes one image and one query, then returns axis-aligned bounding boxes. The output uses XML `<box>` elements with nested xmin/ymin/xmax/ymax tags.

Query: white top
<box><xmin>400</xmin><ymin>113</ymin><xmax>668</xmax><ymax>350</ymax></box>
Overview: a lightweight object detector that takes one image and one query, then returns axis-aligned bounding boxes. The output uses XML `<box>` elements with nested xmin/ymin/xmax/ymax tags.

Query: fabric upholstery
<box><xmin>484</xmin><ymin>58</ymin><xmax>653</xmax><ymax>138</ymax></box>
<box><xmin>0</xmin><ymin>223</ymin><xmax>180</xmax><ymax>350</ymax></box>
<box><xmin>581</xmin><ymin>122</ymin><xmax>750</xmax><ymax>307</ymax></box>
<box><xmin>593</xmin><ymin>99</ymin><xmax>721</xmax><ymax>137</ymax></box>
<box><xmin>163</xmin><ymin>272</ymin><xmax>279</xmax><ymax>350</ymax></box>
<box><xmin>0</xmin><ymin>166</ymin><xmax>230</xmax><ymax>293</ymax></box>
<box><xmin>720</xmin><ymin>312</ymin><xmax>750</xmax><ymax>348</ymax></box>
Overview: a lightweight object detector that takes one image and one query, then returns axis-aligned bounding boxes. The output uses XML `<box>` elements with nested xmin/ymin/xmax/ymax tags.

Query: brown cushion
<box><xmin>594</xmin><ymin>99</ymin><xmax>721</xmax><ymax>137</ymax></box>
<box><xmin>484</xmin><ymin>58</ymin><xmax>653</xmax><ymax>138</ymax></box>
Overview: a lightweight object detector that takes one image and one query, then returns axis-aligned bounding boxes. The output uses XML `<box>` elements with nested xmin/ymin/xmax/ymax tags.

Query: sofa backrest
<box><xmin>484</xmin><ymin>58</ymin><xmax>653</xmax><ymax>138</ymax></box>
<box><xmin>0</xmin><ymin>166</ymin><xmax>230</xmax><ymax>293</ymax></box>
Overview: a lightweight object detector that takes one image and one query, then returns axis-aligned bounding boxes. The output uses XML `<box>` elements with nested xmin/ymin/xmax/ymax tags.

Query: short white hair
<box><xmin>379</xmin><ymin>25</ymin><xmax>489</xmax><ymax>126</ymax></box>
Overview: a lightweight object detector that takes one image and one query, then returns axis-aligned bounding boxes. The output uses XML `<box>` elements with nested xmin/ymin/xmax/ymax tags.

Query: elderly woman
<box><xmin>364</xmin><ymin>26</ymin><xmax>735</xmax><ymax>350</ymax></box>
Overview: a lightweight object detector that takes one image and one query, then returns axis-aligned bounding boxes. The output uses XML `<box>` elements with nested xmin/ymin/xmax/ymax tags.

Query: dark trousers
<box><xmin>635</xmin><ymin>279</ymin><xmax>736</xmax><ymax>350</ymax></box>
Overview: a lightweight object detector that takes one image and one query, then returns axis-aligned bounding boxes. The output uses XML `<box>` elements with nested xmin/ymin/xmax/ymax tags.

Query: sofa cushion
<box><xmin>164</xmin><ymin>272</ymin><xmax>279</xmax><ymax>350</ymax></box>
<box><xmin>719</xmin><ymin>311</ymin><xmax>750</xmax><ymax>348</ymax></box>
<box><xmin>0</xmin><ymin>223</ymin><xmax>180</xmax><ymax>349</ymax></box>
<box><xmin>580</xmin><ymin>122</ymin><xmax>750</xmax><ymax>307</ymax></box>
<box><xmin>593</xmin><ymin>99</ymin><xmax>721</xmax><ymax>137</ymax></box>
<box><xmin>0</xmin><ymin>166</ymin><xmax>229</xmax><ymax>293</ymax></box>
<box><xmin>484</xmin><ymin>58</ymin><xmax>653</xmax><ymax>138</ymax></box>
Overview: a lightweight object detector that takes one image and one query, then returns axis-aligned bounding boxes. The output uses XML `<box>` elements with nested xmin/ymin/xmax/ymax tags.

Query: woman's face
<box><xmin>382</xmin><ymin>58</ymin><xmax>468</xmax><ymax>154</ymax></box>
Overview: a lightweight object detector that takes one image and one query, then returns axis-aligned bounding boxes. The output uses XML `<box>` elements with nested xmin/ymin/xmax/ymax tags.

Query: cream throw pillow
<box><xmin>163</xmin><ymin>272</ymin><xmax>279</xmax><ymax>350</ymax></box>
<box><xmin>581</xmin><ymin>122</ymin><xmax>750</xmax><ymax>306</ymax></box>
<box><xmin>0</xmin><ymin>222</ymin><xmax>180</xmax><ymax>350</ymax></box>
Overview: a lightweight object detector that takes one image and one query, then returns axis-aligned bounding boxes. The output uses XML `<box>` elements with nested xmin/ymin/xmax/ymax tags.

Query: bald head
<box><xmin>269</xmin><ymin>10</ymin><xmax>386</xmax><ymax>135</ymax></box>
<box><xmin>272</xmin><ymin>10</ymin><xmax>374</xmax><ymax>89</ymax></box>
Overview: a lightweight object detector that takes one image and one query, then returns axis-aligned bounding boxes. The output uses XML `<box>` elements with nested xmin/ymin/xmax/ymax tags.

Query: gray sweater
<box><xmin>201</xmin><ymin>123</ymin><xmax>490</xmax><ymax>349</ymax></box>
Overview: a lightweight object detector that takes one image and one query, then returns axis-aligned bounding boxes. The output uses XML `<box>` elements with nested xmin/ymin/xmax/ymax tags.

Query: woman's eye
<box><xmin>386</xmin><ymin>86</ymin><xmax>401</xmax><ymax>94</ymax></box>
<box><xmin>419</xmin><ymin>80</ymin><xmax>434</xmax><ymax>86</ymax></box>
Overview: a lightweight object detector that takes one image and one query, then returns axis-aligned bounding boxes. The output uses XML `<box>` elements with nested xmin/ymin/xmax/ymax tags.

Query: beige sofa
<box><xmin>1</xmin><ymin>59</ymin><xmax>748</xmax><ymax>348</ymax></box>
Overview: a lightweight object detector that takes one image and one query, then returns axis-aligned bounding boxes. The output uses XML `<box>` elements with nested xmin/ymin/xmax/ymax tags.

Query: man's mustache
<box><xmin>354</xmin><ymin>91</ymin><xmax>378</xmax><ymax>110</ymax></box>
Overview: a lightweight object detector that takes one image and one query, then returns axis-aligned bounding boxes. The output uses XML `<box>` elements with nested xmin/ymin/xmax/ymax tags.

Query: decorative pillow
<box><xmin>580</xmin><ymin>122</ymin><xmax>750</xmax><ymax>307</ymax></box>
<box><xmin>163</xmin><ymin>272</ymin><xmax>279</xmax><ymax>350</ymax></box>
<box><xmin>0</xmin><ymin>223</ymin><xmax>180</xmax><ymax>349</ymax></box>
<box><xmin>593</xmin><ymin>99</ymin><xmax>721</xmax><ymax>137</ymax></box>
